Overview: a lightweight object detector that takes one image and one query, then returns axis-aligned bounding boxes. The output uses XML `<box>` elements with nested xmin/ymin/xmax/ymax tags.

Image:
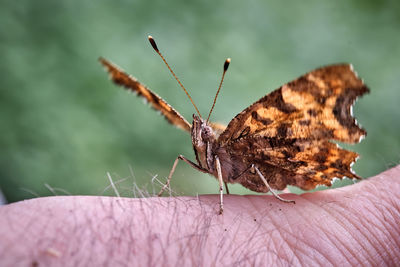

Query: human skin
<box><xmin>0</xmin><ymin>166</ymin><xmax>399</xmax><ymax>266</ymax></box>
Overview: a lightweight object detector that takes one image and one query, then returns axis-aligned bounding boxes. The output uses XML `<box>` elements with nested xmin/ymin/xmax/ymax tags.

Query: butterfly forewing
<box><xmin>218</xmin><ymin>64</ymin><xmax>369</xmax><ymax>145</ymax></box>
<box><xmin>99</xmin><ymin>57</ymin><xmax>191</xmax><ymax>132</ymax></box>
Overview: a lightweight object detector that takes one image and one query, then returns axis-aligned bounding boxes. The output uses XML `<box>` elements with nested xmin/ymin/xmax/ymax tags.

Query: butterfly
<box><xmin>99</xmin><ymin>36</ymin><xmax>369</xmax><ymax>214</ymax></box>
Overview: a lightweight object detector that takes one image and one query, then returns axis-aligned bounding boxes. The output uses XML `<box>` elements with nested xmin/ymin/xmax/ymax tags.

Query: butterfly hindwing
<box><xmin>99</xmin><ymin>57</ymin><xmax>191</xmax><ymax>132</ymax></box>
<box><xmin>226</xmin><ymin>136</ymin><xmax>360</xmax><ymax>190</ymax></box>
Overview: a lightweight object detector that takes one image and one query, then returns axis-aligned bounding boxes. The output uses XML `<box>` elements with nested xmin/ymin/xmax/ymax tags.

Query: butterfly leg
<box><xmin>224</xmin><ymin>182</ymin><xmax>230</xmax><ymax>195</ymax></box>
<box><xmin>158</xmin><ymin>155</ymin><xmax>209</xmax><ymax>196</ymax></box>
<box><xmin>215</xmin><ymin>156</ymin><xmax>224</xmax><ymax>214</ymax></box>
<box><xmin>252</xmin><ymin>164</ymin><xmax>295</xmax><ymax>204</ymax></box>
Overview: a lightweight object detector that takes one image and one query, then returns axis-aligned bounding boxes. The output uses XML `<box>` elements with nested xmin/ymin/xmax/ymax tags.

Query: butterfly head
<box><xmin>191</xmin><ymin>115</ymin><xmax>216</xmax><ymax>146</ymax></box>
<box><xmin>191</xmin><ymin>115</ymin><xmax>217</xmax><ymax>170</ymax></box>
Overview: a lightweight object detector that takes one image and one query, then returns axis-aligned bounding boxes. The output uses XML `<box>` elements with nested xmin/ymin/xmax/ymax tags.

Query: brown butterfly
<box><xmin>99</xmin><ymin>36</ymin><xmax>369</xmax><ymax>214</ymax></box>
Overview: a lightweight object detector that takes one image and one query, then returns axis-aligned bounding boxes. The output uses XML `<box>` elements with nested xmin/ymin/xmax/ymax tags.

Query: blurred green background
<box><xmin>1</xmin><ymin>0</ymin><xmax>399</xmax><ymax>203</ymax></box>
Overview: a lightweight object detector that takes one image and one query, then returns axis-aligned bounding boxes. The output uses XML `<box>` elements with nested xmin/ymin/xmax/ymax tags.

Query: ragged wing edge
<box><xmin>99</xmin><ymin>57</ymin><xmax>191</xmax><ymax>133</ymax></box>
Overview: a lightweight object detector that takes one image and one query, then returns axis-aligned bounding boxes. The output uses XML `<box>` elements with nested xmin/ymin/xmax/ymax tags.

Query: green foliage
<box><xmin>1</xmin><ymin>0</ymin><xmax>399</xmax><ymax>202</ymax></box>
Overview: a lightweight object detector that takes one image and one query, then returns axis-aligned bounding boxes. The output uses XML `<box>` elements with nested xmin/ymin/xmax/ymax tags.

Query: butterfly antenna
<box><xmin>148</xmin><ymin>35</ymin><xmax>202</xmax><ymax>118</ymax></box>
<box><xmin>206</xmin><ymin>58</ymin><xmax>231</xmax><ymax>123</ymax></box>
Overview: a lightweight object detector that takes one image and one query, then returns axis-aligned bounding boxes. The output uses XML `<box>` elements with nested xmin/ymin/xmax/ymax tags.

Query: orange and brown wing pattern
<box><xmin>99</xmin><ymin>57</ymin><xmax>191</xmax><ymax>132</ymax></box>
<box><xmin>227</xmin><ymin>137</ymin><xmax>360</xmax><ymax>190</ymax></box>
<box><xmin>218</xmin><ymin>64</ymin><xmax>369</xmax><ymax>145</ymax></box>
<box><xmin>219</xmin><ymin>64</ymin><xmax>368</xmax><ymax>190</ymax></box>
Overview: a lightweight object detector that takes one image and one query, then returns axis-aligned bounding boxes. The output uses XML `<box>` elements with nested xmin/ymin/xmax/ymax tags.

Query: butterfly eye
<box><xmin>201</xmin><ymin>126</ymin><xmax>213</xmax><ymax>141</ymax></box>
<box><xmin>201</xmin><ymin>129</ymin><xmax>207</xmax><ymax>139</ymax></box>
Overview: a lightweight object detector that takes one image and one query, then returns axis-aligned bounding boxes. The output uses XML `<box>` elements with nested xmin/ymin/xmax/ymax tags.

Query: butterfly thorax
<box><xmin>191</xmin><ymin>115</ymin><xmax>218</xmax><ymax>172</ymax></box>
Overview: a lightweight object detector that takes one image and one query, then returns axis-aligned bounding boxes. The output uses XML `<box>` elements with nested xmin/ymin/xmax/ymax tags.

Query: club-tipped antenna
<box><xmin>206</xmin><ymin>58</ymin><xmax>231</xmax><ymax>122</ymax></box>
<box><xmin>148</xmin><ymin>35</ymin><xmax>202</xmax><ymax>118</ymax></box>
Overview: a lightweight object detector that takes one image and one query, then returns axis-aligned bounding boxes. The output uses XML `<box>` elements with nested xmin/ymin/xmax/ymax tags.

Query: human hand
<box><xmin>1</xmin><ymin>166</ymin><xmax>399</xmax><ymax>266</ymax></box>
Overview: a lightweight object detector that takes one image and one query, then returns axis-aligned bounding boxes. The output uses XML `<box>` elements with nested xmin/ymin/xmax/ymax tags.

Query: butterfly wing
<box><xmin>225</xmin><ymin>137</ymin><xmax>359</xmax><ymax>191</ymax></box>
<box><xmin>210</xmin><ymin>122</ymin><xmax>227</xmax><ymax>137</ymax></box>
<box><xmin>218</xmin><ymin>64</ymin><xmax>369</xmax><ymax>190</ymax></box>
<box><xmin>219</xmin><ymin>64</ymin><xmax>368</xmax><ymax>144</ymax></box>
<box><xmin>99</xmin><ymin>57</ymin><xmax>191</xmax><ymax>132</ymax></box>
